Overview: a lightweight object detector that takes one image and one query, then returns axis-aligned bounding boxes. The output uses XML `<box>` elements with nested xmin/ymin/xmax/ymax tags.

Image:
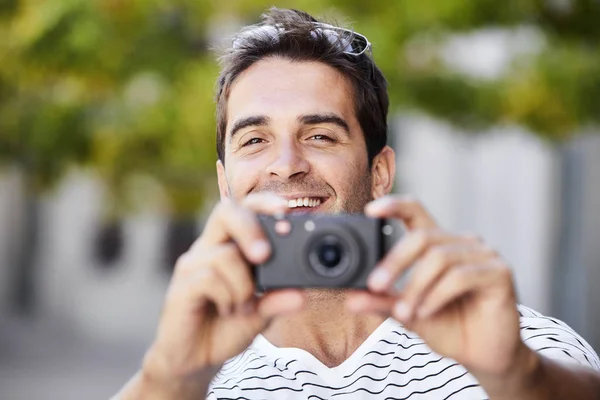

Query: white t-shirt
<box><xmin>207</xmin><ymin>305</ymin><xmax>600</xmax><ymax>399</ymax></box>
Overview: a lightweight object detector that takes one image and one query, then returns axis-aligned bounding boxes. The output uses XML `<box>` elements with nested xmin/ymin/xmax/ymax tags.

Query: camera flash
<box><xmin>304</xmin><ymin>220</ymin><xmax>316</xmax><ymax>232</ymax></box>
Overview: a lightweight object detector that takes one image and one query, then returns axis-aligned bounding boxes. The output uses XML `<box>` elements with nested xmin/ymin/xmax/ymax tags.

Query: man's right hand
<box><xmin>130</xmin><ymin>193</ymin><xmax>305</xmax><ymax>399</ymax></box>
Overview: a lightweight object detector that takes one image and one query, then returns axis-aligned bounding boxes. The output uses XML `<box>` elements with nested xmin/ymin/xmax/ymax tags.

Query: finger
<box><xmin>209</xmin><ymin>243</ymin><xmax>255</xmax><ymax>308</ymax></box>
<box><xmin>185</xmin><ymin>267</ymin><xmax>235</xmax><ymax>317</ymax></box>
<box><xmin>256</xmin><ymin>290</ymin><xmax>306</xmax><ymax>320</ymax></box>
<box><xmin>367</xmin><ymin>230</ymin><xmax>480</xmax><ymax>293</ymax></box>
<box><xmin>227</xmin><ymin>290</ymin><xmax>307</xmax><ymax>340</ymax></box>
<box><xmin>194</xmin><ymin>194</ymin><xmax>287</xmax><ymax>264</ymax></box>
<box><xmin>365</xmin><ymin>195</ymin><xmax>437</xmax><ymax>230</ymax></box>
<box><xmin>415</xmin><ymin>261</ymin><xmax>513</xmax><ymax>320</ymax></box>
<box><xmin>345</xmin><ymin>291</ymin><xmax>397</xmax><ymax>316</ymax></box>
<box><xmin>401</xmin><ymin>244</ymin><xmax>499</xmax><ymax>317</ymax></box>
<box><xmin>240</xmin><ymin>192</ymin><xmax>290</xmax><ymax>215</ymax></box>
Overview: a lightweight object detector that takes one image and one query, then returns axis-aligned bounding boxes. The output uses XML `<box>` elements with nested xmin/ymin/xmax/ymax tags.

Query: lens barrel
<box><xmin>308</xmin><ymin>234</ymin><xmax>350</xmax><ymax>278</ymax></box>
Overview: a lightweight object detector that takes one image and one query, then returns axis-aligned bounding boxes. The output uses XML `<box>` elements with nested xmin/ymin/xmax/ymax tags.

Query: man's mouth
<box><xmin>288</xmin><ymin>197</ymin><xmax>322</xmax><ymax>208</ymax></box>
<box><xmin>286</xmin><ymin>196</ymin><xmax>327</xmax><ymax>213</ymax></box>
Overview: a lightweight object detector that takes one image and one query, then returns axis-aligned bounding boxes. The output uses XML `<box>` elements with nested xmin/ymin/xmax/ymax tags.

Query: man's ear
<box><xmin>371</xmin><ymin>146</ymin><xmax>396</xmax><ymax>199</ymax></box>
<box><xmin>216</xmin><ymin>159</ymin><xmax>230</xmax><ymax>200</ymax></box>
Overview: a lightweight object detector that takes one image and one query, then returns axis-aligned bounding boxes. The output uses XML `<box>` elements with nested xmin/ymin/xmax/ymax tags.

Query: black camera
<box><xmin>254</xmin><ymin>214</ymin><xmax>397</xmax><ymax>291</ymax></box>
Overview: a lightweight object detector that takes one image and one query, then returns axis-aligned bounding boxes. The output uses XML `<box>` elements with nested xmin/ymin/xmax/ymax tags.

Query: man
<box><xmin>116</xmin><ymin>8</ymin><xmax>600</xmax><ymax>399</ymax></box>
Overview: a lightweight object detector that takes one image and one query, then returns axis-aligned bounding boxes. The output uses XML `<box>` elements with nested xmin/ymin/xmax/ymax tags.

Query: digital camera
<box><xmin>254</xmin><ymin>214</ymin><xmax>397</xmax><ymax>291</ymax></box>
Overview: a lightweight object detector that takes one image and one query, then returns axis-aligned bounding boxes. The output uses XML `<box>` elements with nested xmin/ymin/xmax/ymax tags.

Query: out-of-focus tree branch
<box><xmin>0</xmin><ymin>0</ymin><xmax>598</xmax><ymax>215</ymax></box>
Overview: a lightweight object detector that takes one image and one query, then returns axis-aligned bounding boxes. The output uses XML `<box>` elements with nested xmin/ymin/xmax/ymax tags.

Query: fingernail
<box><xmin>394</xmin><ymin>301</ymin><xmax>411</xmax><ymax>323</ymax></box>
<box><xmin>251</xmin><ymin>240</ymin><xmax>270</xmax><ymax>260</ymax></box>
<box><xmin>368</xmin><ymin>268</ymin><xmax>390</xmax><ymax>291</ymax></box>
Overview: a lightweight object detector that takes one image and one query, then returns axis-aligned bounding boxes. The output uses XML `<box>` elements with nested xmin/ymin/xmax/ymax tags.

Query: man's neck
<box><xmin>262</xmin><ymin>289</ymin><xmax>386</xmax><ymax>368</ymax></box>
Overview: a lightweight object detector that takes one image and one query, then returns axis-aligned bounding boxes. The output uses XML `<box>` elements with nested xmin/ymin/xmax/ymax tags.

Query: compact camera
<box><xmin>254</xmin><ymin>214</ymin><xmax>397</xmax><ymax>291</ymax></box>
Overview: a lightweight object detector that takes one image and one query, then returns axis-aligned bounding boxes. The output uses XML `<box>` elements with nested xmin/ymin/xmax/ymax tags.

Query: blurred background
<box><xmin>1</xmin><ymin>0</ymin><xmax>600</xmax><ymax>398</ymax></box>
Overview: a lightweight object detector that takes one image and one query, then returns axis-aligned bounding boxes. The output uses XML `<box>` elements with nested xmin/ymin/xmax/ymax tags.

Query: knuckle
<box><xmin>233</xmin><ymin>209</ymin><xmax>261</xmax><ymax>236</ymax></box>
<box><xmin>217</xmin><ymin>198</ymin><xmax>234</xmax><ymax>211</ymax></box>
<box><xmin>218</xmin><ymin>242</ymin><xmax>241</xmax><ymax>260</ymax></box>
<box><xmin>458</xmin><ymin>264</ymin><xmax>476</xmax><ymax>277</ymax></box>
<box><xmin>174</xmin><ymin>252</ymin><xmax>195</xmax><ymax>276</ymax></box>
<box><xmin>215</xmin><ymin>199</ymin><xmax>238</xmax><ymax>223</ymax></box>
<box><xmin>411</xmin><ymin>230</ymin><xmax>431</xmax><ymax>250</ymax></box>
<box><xmin>401</xmin><ymin>194</ymin><xmax>419</xmax><ymax>204</ymax></box>
<box><xmin>446</xmin><ymin>267</ymin><xmax>464</xmax><ymax>285</ymax></box>
<box><xmin>211</xmin><ymin>201</ymin><xmax>227</xmax><ymax>220</ymax></box>
<box><xmin>461</xmin><ymin>232</ymin><xmax>483</xmax><ymax>243</ymax></box>
<box><xmin>427</xmin><ymin>246</ymin><xmax>449</xmax><ymax>266</ymax></box>
<box><xmin>209</xmin><ymin>244</ymin><xmax>242</xmax><ymax>272</ymax></box>
<box><xmin>481</xmin><ymin>245</ymin><xmax>499</xmax><ymax>257</ymax></box>
<box><xmin>414</xmin><ymin>201</ymin><xmax>427</xmax><ymax>213</ymax></box>
<box><xmin>495</xmin><ymin>262</ymin><xmax>513</xmax><ymax>281</ymax></box>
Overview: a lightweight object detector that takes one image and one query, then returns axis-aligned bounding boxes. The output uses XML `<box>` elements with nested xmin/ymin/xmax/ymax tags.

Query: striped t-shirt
<box><xmin>207</xmin><ymin>305</ymin><xmax>600</xmax><ymax>399</ymax></box>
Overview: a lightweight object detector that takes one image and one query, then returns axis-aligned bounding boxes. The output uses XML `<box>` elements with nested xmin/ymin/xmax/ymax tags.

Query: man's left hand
<box><xmin>346</xmin><ymin>195</ymin><xmax>535</xmax><ymax>382</ymax></box>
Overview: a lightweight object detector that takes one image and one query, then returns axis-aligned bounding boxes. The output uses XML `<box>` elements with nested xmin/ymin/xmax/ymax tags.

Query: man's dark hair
<box><xmin>215</xmin><ymin>7</ymin><xmax>389</xmax><ymax>166</ymax></box>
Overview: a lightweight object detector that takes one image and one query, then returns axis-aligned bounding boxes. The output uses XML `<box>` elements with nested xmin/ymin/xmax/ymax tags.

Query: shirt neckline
<box><xmin>252</xmin><ymin>317</ymin><xmax>398</xmax><ymax>381</ymax></box>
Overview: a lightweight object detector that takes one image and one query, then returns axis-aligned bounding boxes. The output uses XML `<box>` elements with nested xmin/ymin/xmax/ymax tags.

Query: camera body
<box><xmin>255</xmin><ymin>213</ymin><xmax>396</xmax><ymax>291</ymax></box>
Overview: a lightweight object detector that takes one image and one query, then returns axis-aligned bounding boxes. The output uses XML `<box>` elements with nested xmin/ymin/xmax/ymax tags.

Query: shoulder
<box><xmin>517</xmin><ymin>304</ymin><xmax>600</xmax><ymax>371</ymax></box>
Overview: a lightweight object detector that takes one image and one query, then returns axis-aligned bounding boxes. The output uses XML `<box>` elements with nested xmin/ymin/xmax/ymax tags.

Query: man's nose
<box><xmin>266</xmin><ymin>141</ymin><xmax>310</xmax><ymax>180</ymax></box>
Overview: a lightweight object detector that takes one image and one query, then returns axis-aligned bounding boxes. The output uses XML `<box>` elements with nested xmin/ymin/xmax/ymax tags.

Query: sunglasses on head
<box><xmin>232</xmin><ymin>22</ymin><xmax>372</xmax><ymax>57</ymax></box>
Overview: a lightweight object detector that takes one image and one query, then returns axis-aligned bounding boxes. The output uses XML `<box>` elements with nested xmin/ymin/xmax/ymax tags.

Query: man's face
<box><xmin>217</xmin><ymin>57</ymin><xmax>375</xmax><ymax>214</ymax></box>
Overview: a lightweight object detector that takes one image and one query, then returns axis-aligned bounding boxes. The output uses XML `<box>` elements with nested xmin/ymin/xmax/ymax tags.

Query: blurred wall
<box><xmin>395</xmin><ymin>112</ymin><xmax>560</xmax><ymax>315</ymax></box>
<box><xmin>554</xmin><ymin>134</ymin><xmax>600</xmax><ymax>351</ymax></box>
<box><xmin>394</xmin><ymin>113</ymin><xmax>600</xmax><ymax>350</ymax></box>
<box><xmin>35</xmin><ymin>170</ymin><xmax>170</xmax><ymax>346</ymax></box>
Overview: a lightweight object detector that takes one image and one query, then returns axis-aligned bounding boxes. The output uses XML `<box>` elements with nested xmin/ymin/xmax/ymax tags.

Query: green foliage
<box><xmin>1</xmin><ymin>0</ymin><xmax>599</xmax><ymax>215</ymax></box>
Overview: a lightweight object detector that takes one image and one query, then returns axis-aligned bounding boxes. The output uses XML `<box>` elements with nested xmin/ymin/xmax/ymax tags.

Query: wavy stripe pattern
<box><xmin>207</xmin><ymin>304</ymin><xmax>599</xmax><ymax>399</ymax></box>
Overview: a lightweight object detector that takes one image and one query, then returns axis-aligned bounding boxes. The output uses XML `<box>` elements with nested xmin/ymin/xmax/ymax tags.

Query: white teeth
<box><xmin>287</xmin><ymin>197</ymin><xmax>322</xmax><ymax>208</ymax></box>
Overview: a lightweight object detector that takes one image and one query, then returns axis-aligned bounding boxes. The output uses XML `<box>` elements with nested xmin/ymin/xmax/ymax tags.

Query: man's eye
<box><xmin>242</xmin><ymin>137</ymin><xmax>264</xmax><ymax>147</ymax></box>
<box><xmin>309</xmin><ymin>134</ymin><xmax>334</xmax><ymax>142</ymax></box>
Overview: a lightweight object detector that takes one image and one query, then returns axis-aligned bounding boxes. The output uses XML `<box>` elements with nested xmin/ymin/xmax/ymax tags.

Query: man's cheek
<box><xmin>232</xmin><ymin>173</ymin><xmax>260</xmax><ymax>199</ymax></box>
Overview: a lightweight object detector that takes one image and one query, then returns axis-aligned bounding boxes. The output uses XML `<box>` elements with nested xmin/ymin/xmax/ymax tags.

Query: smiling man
<box><xmin>115</xmin><ymin>8</ymin><xmax>600</xmax><ymax>400</ymax></box>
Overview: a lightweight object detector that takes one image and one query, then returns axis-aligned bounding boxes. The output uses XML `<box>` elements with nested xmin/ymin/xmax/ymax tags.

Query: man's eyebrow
<box><xmin>229</xmin><ymin>115</ymin><xmax>271</xmax><ymax>142</ymax></box>
<box><xmin>298</xmin><ymin>113</ymin><xmax>350</xmax><ymax>135</ymax></box>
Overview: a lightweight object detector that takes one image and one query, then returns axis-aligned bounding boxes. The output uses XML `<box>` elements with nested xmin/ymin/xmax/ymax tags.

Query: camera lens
<box><xmin>317</xmin><ymin>241</ymin><xmax>343</xmax><ymax>269</ymax></box>
<box><xmin>308</xmin><ymin>234</ymin><xmax>349</xmax><ymax>278</ymax></box>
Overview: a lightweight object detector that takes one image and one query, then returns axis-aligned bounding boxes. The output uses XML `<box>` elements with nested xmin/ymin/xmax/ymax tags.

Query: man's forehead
<box><xmin>233</xmin><ymin>57</ymin><xmax>349</xmax><ymax>88</ymax></box>
<box><xmin>226</xmin><ymin>58</ymin><xmax>355</xmax><ymax>125</ymax></box>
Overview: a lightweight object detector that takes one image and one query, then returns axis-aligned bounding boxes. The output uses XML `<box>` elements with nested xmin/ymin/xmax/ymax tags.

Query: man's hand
<box><xmin>346</xmin><ymin>195</ymin><xmax>526</xmax><ymax>381</ymax></box>
<box><xmin>129</xmin><ymin>193</ymin><xmax>305</xmax><ymax>399</ymax></box>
